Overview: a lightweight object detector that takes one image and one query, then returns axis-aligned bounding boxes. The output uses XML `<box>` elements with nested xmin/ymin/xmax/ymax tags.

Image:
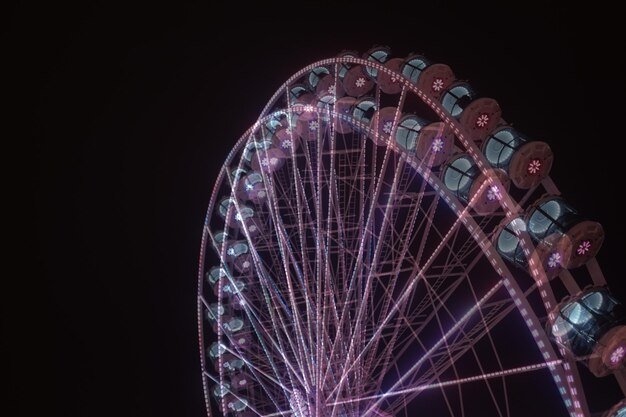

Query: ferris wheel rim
<box><xmin>197</xmin><ymin>55</ymin><xmax>610</xmax><ymax>417</ymax></box>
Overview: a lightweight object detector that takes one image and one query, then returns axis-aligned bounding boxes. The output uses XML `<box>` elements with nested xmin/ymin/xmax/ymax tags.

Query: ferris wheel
<box><xmin>197</xmin><ymin>47</ymin><xmax>626</xmax><ymax>417</ymax></box>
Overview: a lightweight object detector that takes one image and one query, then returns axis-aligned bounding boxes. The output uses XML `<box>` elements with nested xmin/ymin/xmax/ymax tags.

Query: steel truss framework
<box><xmin>197</xmin><ymin>54</ymin><xmax>626</xmax><ymax>417</ymax></box>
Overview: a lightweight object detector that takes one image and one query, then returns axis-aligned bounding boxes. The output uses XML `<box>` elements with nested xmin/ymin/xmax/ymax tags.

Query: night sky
<box><xmin>6</xmin><ymin>2</ymin><xmax>625</xmax><ymax>417</ymax></box>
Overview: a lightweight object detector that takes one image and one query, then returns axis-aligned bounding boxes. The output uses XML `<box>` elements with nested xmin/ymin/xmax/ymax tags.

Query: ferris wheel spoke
<box><xmin>329</xmin><ymin>134</ymin><xmax>440</xmax><ymax>392</ymax></box>
<box><xmin>256</xmin><ymin>158</ymin><xmax>326</xmax><ymax>389</ymax></box>
<box><xmin>235</xmin><ymin>227</ymin><xmax>314</xmax><ymax>395</ymax></box>
<box><xmin>327</xmin><ymin>188</ymin><xmax>479</xmax><ymax>403</ymax></box>
<box><xmin>363</xmin><ymin>278</ymin><xmax>505</xmax><ymax>415</ymax></box>
<box><xmin>325</xmin><ymin>135</ymin><xmax>398</xmax><ymax>401</ymax></box>
<box><xmin>326</xmin><ymin>284</ymin><xmax>513</xmax><ymax>409</ymax></box>
<box><xmin>246</xmin><ymin>290</ymin><xmax>310</xmax><ymax>394</ymax></box>
<box><xmin>362</xmin><ymin>171</ymin><xmax>439</xmax><ymax>371</ymax></box>
<box><xmin>466</xmin><ymin>267</ymin><xmax>514</xmax><ymax>417</ymax></box>
<box><xmin>329</xmin><ymin>358</ymin><xmax>564</xmax><ymax>408</ymax></box>
<box><xmin>422</xmin><ymin>278</ymin><xmax>507</xmax><ymax>417</ymax></box>
<box><xmin>331</xmin><ymin>147</ymin><xmax>410</xmax><ymax>407</ymax></box>
<box><xmin>395</xmin><ymin>252</ymin><xmax>486</xmax><ymax>361</ymax></box>
<box><xmin>395</xmin><ymin>281</ymin><xmax>544</xmax><ymax>414</ymax></box>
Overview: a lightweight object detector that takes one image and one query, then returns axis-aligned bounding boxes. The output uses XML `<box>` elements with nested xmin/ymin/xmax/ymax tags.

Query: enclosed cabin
<box><xmin>211</xmin><ymin>229</ymin><xmax>229</xmax><ymax>253</ymax></box>
<box><xmin>237</xmin><ymin>171</ymin><xmax>267</xmax><ymax>205</ymax></box>
<box><xmin>227</xmin><ymin>166</ymin><xmax>249</xmax><ymax>201</ymax></box>
<box><xmin>205</xmin><ymin>302</ymin><xmax>230</xmax><ymax>332</ymax></box>
<box><xmin>390</xmin><ymin>54</ymin><xmax>431</xmax><ymax>94</ymax></box>
<box><xmin>308</xmin><ymin>64</ymin><xmax>344</xmax><ymax>99</ymax></box>
<box><xmin>494</xmin><ymin>217</ymin><xmax>529</xmax><ymax>269</ymax></box>
<box><xmin>440</xmin><ymin>82</ymin><xmax>502</xmax><ymax>143</ymax></box>
<box><xmin>206</xmin><ymin>302</ymin><xmax>252</xmax><ymax>345</ymax></box>
<box><xmin>307</xmin><ymin>66</ymin><xmax>342</xmax><ymax>128</ymax></box>
<box><xmin>207</xmin><ymin>341</ymin><xmax>245</xmax><ymax>374</ymax></box>
<box><xmin>211</xmin><ymin>369</ymin><xmax>255</xmax><ymax>416</ymax></box>
<box><xmin>212</xmin><ymin>381</ymin><xmax>232</xmax><ymax>402</ymax></box>
<box><xmin>224</xmin><ymin>240</ymin><xmax>253</xmax><ymax>274</ymax></box>
<box><xmin>370</xmin><ymin>106</ymin><xmax>400</xmax><ymax>146</ymax></box>
<box><xmin>482</xmin><ymin>126</ymin><xmax>554</xmax><ymax>189</ymax></box>
<box><xmin>416</xmin><ymin>61</ymin><xmax>455</xmax><ymax>99</ymax></box>
<box><xmin>206</xmin><ymin>266</ymin><xmax>228</xmax><ymax>293</ymax></box>
<box><xmin>217</xmin><ymin>197</ymin><xmax>256</xmax><ymax>232</ymax></box>
<box><xmin>341</xmin><ymin>50</ymin><xmax>375</xmax><ymax>97</ymax></box>
<box><xmin>442</xmin><ymin>154</ymin><xmax>510</xmax><ymax>215</ymax></box>
<box><xmin>394</xmin><ymin>114</ymin><xmax>428</xmax><ymax>152</ymax></box>
<box><xmin>245</xmin><ymin>129</ymin><xmax>286</xmax><ymax>173</ymax></box>
<box><xmin>313</xmin><ymin>82</ymin><xmax>338</xmax><ymax>126</ymax></box>
<box><xmin>223</xmin><ymin>395</ymin><xmax>250</xmax><ymax>414</ymax></box>
<box><xmin>351</xmin><ymin>96</ymin><xmax>377</xmax><ymax>134</ymax></box>
<box><xmin>362</xmin><ymin>47</ymin><xmax>404</xmax><ymax>95</ymax></box>
<box><xmin>290</xmin><ymin>83</ymin><xmax>329</xmax><ymax>141</ymax></box>
<box><xmin>549</xmin><ymin>288</ymin><xmax>626</xmax><ymax>377</ymax></box>
<box><xmin>525</xmin><ymin>196</ymin><xmax>604</xmax><ymax>269</ymax></box>
<box><xmin>271</xmin><ymin>113</ymin><xmax>301</xmax><ymax>153</ymax></box>
<box><xmin>289</xmin><ymin>83</ymin><xmax>316</xmax><ymax>118</ymax></box>
<box><xmin>211</xmin><ymin>371</ymin><xmax>253</xmax><ymax>406</ymax></box>
<box><xmin>363</xmin><ymin>46</ymin><xmax>391</xmax><ymax>80</ymax></box>
<box><xmin>327</xmin><ymin>52</ymin><xmax>359</xmax><ymax>133</ymax></box>
<box><xmin>205</xmin><ymin>263</ymin><xmax>249</xmax><ymax>303</ymax></box>
<box><xmin>289</xmin><ymin>83</ymin><xmax>319</xmax><ymax>137</ymax></box>
<box><xmin>493</xmin><ymin>216</ymin><xmax>569</xmax><ymax>279</ymax></box>
<box><xmin>401</xmin><ymin>54</ymin><xmax>431</xmax><ymax>85</ymax></box>
<box><xmin>336</xmin><ymin>50</ymin><xmax>359</xmax><ymax>81</ymax></box>
<box><xmin>333</xmin><ymin>95</ymin><xmax>359</xmax><ymax>134</ymax></box>
<box><xmin>230</xmin><ymin>371</ymin><xmax>252</xmax><ymax>392</ymax></box>
<box><xmin>241</xmin><ymin>135</ymin><xmax>283</xmax><ymax>174</ymax></box>
<box><xmin>391</xmin><ymin>114</ymin><xmax>453</xmax><ymax>167</ymax></box>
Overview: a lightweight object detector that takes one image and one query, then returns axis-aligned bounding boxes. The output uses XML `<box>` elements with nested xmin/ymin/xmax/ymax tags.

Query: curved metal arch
<box><xmin>195</xmin><ymin>54</ymin><xmax>611</xmax><ymax>417</ymax></box>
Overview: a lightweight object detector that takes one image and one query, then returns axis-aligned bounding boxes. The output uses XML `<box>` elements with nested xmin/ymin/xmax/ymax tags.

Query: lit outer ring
<box><xmin>197</xmin><ymin>57</ymin><xmax>589</xmax><ymax>417</ymax></box>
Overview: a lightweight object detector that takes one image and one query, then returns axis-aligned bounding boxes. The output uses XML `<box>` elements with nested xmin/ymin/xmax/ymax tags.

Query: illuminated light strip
<box><xmin>329</xmin><ymin>359</ymin><xmax>564</xmax><ymax>406</ymax></box>
<box><xmin>503</xmin><ymin>278</ymin><xmax>580</xmax><ymax>417</ymax></box>
<box><xmin>259</xmin><ymin>412</ymin><xmax>292</xmax><ymax>417</ymax></box>
<box><xmin>197</xmin><ymin>225</ymin><xmax>213</xmax><ymax>417</ymax></box>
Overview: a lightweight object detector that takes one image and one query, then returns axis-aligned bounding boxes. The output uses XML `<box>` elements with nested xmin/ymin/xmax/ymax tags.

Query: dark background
<box><xmin>5</xmin><ymin>2</ymin><xmax>625</xmax><ymax>416</ymax></box>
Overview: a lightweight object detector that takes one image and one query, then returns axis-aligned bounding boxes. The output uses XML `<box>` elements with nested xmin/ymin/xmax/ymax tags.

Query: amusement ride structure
<box><xmin>197</xmin><ymin>47</ymin><xmax>626</xmax><ymax>417</ymax></box>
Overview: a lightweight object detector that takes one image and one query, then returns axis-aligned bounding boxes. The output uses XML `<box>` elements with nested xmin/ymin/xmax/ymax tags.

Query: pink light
<box><xmin>528</xmin><ymin>159</ymin><xmax>542</xmax><ymax>174</ymax></box>
<box><xmin>577</xmin><ymin>240</ymin><xmax>591</xmax><ymax>256</ymax></box>
<box><xmin>610</xmin><ymin>346</ymin><xmax>625</xmax><ymax>365</ymax></box>
<box><xmin>432</xmin><ymin>78</ymin><xmax>444</xmax><ymax>92</ymax></box>
<box><xmin>432</xmin><ymin>137</ymin><xmax>444</xmax><ymax>153</ymax></box>
<box><xmin>547</xmin><ymin>252</ymin><xmax>562</xmax><ymax>269</ymax></box>
<box><xmin>486</xmin><ymin>185</ymin><xmax>502</xmax><ymax>201</ymax></box>
<box><xmin>475</xmin><ymin>113</ymin><xmax>489</xmax><ymax>128</ymax></box>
